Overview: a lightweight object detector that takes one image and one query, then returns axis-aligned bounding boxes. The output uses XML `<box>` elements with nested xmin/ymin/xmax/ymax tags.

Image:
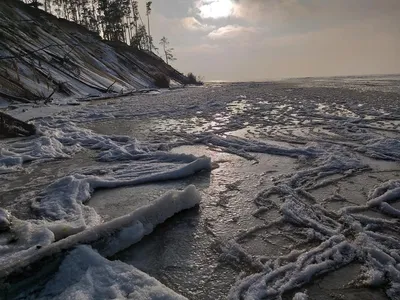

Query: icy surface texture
<box><xmin>37</xmin><ymin>245</ymin><xmax>187</xmax><ymax>300</ymax></box>
<box><xmin>1</xmin><ymin>80</ymin><xmax>400</xmax><ymax>299</ymax></box>
<box><xmin>228</xmin><ymin>178</ymin><xmax>400</xmax><ymax>299</ymax></box>
<box><xmin>33</xmin><ymin>154</ymin><xmax>210</xmax><ymax>228</ymax></box>
<box><xmin>1</xmin><ymin>185</ymin><xmax>202</xmax><ymax>279</ymax></box>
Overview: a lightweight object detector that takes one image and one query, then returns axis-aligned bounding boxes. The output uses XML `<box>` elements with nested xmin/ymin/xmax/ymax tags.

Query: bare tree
<box><xmin>159</xmin><ymin>36</ymin><xmax>176</xmax><ymax>65</ymax></box>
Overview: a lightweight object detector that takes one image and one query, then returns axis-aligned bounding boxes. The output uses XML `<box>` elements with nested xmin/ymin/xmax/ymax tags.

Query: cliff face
<box><xmin>0</xmin><ymin>0</ymin><xmax>188</xmax><ymax>103</ymax></box>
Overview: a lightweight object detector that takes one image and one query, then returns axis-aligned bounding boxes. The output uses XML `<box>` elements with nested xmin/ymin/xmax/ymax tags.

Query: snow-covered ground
<box><xmin>1</xmin><ymin>76</ymin><xmax>400</xmax><ymax>299</ymax></box>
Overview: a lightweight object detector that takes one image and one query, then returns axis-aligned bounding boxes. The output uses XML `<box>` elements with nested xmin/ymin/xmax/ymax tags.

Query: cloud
<box><xmin>232</xmin><ymin>0</ymin><xmax>400</xmax><ymax>25</ymax></box>
<box><xmin>170</xmin><ymin>0</ymin><xmax>400</xmax><ymax>81</ymax></box>
<box><xmin>231</xmin><ymin>0</ymin><xmax>306</xmax><ymax>22</ymax></box>
<box><xmin>181</xmin><ymin>17</ymin><xmax>215</xmax><ymax>31</ymax></box>
<box><xmin>258</xmin><ymin>20</ymin><xmax>400</xmax><ymax>78</ymax></box>
<box><xmin>174</xmin><ymin>15</ymin><xmax>400</xmax><ymax>81</ymax></box>
<box><xmin>208</xmin><ymin>25</ymin><xmax>258</xmax><ymax>39</ymax></box>
<box><xmin>176</xmin><ymin>44</ymin><xmax>221</xmax><ymax>54</ymax></box>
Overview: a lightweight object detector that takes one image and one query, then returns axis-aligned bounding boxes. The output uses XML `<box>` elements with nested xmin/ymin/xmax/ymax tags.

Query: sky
<box><xmin>141</xmin><ymin>0</ymin><xmax>400</xmax><ymax>81</ymax></box>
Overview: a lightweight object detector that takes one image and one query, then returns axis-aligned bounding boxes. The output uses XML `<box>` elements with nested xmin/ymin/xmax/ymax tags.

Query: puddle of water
<box><xmin>85</xmin><ymin>119</ymin><xmax>153</xmax><ymax>140</ymax></box>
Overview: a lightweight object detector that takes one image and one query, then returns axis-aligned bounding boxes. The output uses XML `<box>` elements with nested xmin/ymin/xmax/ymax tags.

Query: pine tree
<box><xmin>159</xmin><ymin>37</ymin><xmax>176</xmax><ymax>65</ymax></box>
<box><xmin>146</xmin><ymin>1</ymin><xmax>152</xmax><ymax>51</ymax></box>
<box><xmin>21</xmin><ymin>0</ymin><xmax>163</xmax><ymax>49</ymax></box>
<box><xmin>131</xmin><ymin>0</ymin><xmax>139</xmax><ymax>35</ymax></box>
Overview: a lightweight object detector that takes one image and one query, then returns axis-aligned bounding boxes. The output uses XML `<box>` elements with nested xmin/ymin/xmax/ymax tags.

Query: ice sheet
<box><xmin>35</xmin><ymin>245</ymin><xmax>187</xmax><ymax>300</ymax></box>
<box><xmin>1</xmin><ymin>185</ymin><xmax>202</xmax><ymax>279</ymax></box>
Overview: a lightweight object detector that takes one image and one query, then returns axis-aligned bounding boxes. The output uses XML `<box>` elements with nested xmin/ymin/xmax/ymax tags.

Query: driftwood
<box><xmin>0</xmin><ymin>112</ymin><xmax>36</xmax><ymax>138</ymax></box>
<box><xmin>105</xmin><ymin>80</ymin><xmax>117</xmax><ymax>93</ymax></box>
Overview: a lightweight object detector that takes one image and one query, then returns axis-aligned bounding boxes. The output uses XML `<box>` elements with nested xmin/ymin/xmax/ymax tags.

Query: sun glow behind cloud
<box><xmin>172</xmin><ymin>0</ymin><xmax>400</xmax><ymax>80</ymax></box>
<box><xmin>197</xmin><ymin>0</ymin><xmax>234</xmax><ymax>19</ymax></box>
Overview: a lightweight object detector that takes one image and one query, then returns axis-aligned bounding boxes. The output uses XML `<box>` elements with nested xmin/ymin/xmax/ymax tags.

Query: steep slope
<box><xmin>0</xmin><ymin>0</ymin><xmax>188</xmax><ymax>103</ymax></box>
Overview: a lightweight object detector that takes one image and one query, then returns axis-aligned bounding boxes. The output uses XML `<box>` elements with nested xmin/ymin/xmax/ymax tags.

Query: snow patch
<box><xmin>358</xmin><ymin>138</ymin><xmax>400</xmax><ymax>161</ymax></box>
<box><xmin>1</xmin><ymin>185</ymin><xmax>201</xmax><ymax>279</ymax></box>
<box><xmin>33</xmin><ymin>156</ymin><xmax>210</xmax><ymax>228</ymax></box>
<box><xmin>228</xmin><ymin>236</ymin><xmax>356</xmax><ymax>300</ymax></box>
<box><xmin>36</xmin><ymin>245</ymin><xmax>187</xmax><ymax>300</ymax></box>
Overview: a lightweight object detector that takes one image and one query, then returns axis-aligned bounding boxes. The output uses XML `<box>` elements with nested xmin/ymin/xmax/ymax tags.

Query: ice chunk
<box><xmin>33</xmin><ymin>156</ymin><xmax>211</xmax><ymax>228</ymax></box>
<box><xmin>366</xmin><ymin>180</ymin><xmax>400</xmax><ymax>218</ymax></box>
<box><xmin>0</xmin><ymin>185</ymin><xmax>201</xmax><ymax>279</ymax></box>
<box><xmin>0</xmin><ymin>208</ymin><xmax>11</xmax><ymax>232</ymax></box>
<box><xmin>293</xmin><ymin>292</ymin><xmax>308</xmax><ymax>300</ymax></box>
<box><xmin>286</xmin><ymin>148</ymin><xmax>365</xmax><ymax>188</ymax></box>
<box><xmin>367</xmin><ymin>180</ymin><xmax>400</xmax><ymax>207</ymax></box>
<box><xmin>0</xmin><ymin>219</ymin><xmax>55</xmax><ymax>269</ymax></box>
<box><xmin>281</xmin><ymin>195</ymin><xmax>340</xmax><ymax>236</ymax></box>
<box><xmin>192</xmin><ymin>133</ymin><xmax>322</xmax><ymax>159</ymax></box>
<box><xmin>0</xmin><ymin>120</ymin><xmax>143</xmax><ymax>169</ymax></box>
<box><xmin>36</xmin><ymin>245</ymin><xmax>187</xmax><ymax>300</ymax></box>
<box><xmin>228</xmin><ymin>235</ymin><xmax>356</xmax><ymax>300</ymax></box>
<box><xmin>358</xmin><ymin>138</ymin><xmax>400</xmax><ymax>161</ymax></box>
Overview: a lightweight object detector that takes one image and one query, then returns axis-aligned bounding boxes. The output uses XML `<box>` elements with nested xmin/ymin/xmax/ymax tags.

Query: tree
<box><xmin>131</xmin><ymin>0</ymin><xmax>139</xmax><ymax>35</ymax></box>
<box><xmin>159</xmin><ymin>36</ymin><xmax>176</xmax><ymax>65</ymax></box>
<box><xmin>131</xmin><ymin>24</ymin><xmax>148</xmax><ymax>50</ymax></box>
<box><xmin>146</xmin><ymin>1</ymin><xmax>152</xmax><ymax>51</ymax></box>
<box><xmin>27</xmin><ymin>0</ymin><xmax>42</xmax><ymax>9</ymax></box>
<box><xmin>98</xmin><ymin>0</ymin><xmax>131</xmax><ymax>42</ymax></box>
<box><xmin>186</xmin><ymin>72</ymin><xmax>204</xmax><ymax>85</ymax></box>
<box><xmin>20</xmin><ymin>0</ymin><xmax>161</xmax><ymax>48</ymax></box>
<box><xmin>43</xmin><ymin>0</ymin><xmax>49</xmax><ymax>12</ymax></box>
<box><xmin>125</xmin><ymin>0</ymin><xmax>139</xmax><ymax>42</ymax></box>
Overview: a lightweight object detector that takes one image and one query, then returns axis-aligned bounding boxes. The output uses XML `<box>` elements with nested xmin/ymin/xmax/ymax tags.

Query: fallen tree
<box><xmin>0</xmin><ymin>112</ymin><xmax>36</xmax><ymax>138</ymax></box>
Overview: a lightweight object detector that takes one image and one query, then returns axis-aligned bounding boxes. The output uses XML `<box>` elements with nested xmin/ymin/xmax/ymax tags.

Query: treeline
<box><xmin>21</xmin><ymin>0</ymin><xmax>156</xmax><ymax>51</ymax></box>
<box><xmin>16</xmin><ymin>0</ymin><xmax>204</xmax><ymax>83</ymax></box>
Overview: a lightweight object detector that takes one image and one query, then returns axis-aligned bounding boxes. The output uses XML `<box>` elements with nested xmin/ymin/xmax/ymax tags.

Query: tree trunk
<box><xmin>0</xmin><ymin>112</ymin><xmax>36</xmax><ymax>138</ymax></box>
<box><xmin>127</xmin><ymin>17</ymin><xmax>131</xmax><ymax>43</ymax></box>
<box><xmin>147</xmin><ymin>16</ymin><xmax>151</xmax><ymax>51</ymax></box>
<box><xmin>163</xmin><ymin>44</ymin><xmax>168</xmax><ymax>64</ymax></box>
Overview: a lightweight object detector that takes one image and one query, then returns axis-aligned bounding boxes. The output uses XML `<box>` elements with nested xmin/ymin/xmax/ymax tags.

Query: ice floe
<box><xmin>34</xmin><ymin>245</ymin><xmax>187</xmax><ymax>300</ymax></box>
<box><xmin>0</xmin><ymin>185</ymin><xmax>202</xmax><ymax>280</ymax></box>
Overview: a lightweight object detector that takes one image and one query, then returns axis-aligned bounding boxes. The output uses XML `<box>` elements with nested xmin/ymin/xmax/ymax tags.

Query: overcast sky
<box><xmin>142</xmin><ymin>0</ymin><xmax>400</xmax><ymax>81</ymax></box>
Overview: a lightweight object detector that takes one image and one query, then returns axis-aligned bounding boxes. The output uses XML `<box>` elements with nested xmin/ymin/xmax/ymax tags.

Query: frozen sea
<box><xmin>1</xmin><ymin>75</ymin><xmax>400</xmax><ymax>300</ymax></box>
